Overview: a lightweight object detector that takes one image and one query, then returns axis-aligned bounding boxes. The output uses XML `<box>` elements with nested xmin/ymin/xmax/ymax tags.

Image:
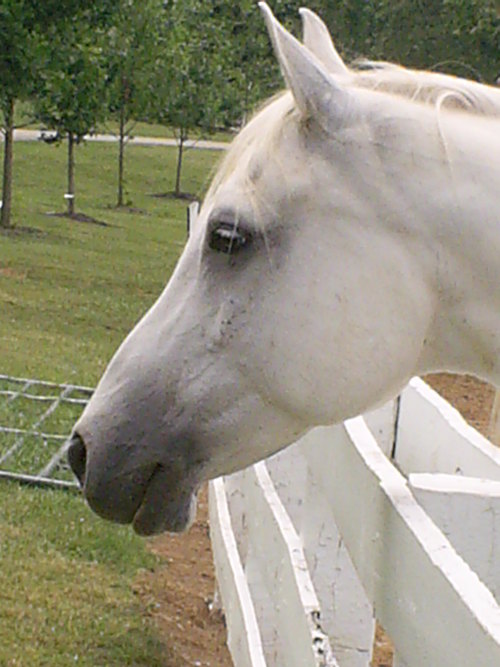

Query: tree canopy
<box><xmin>0</xmin><ymin>0</ymin><xmax>118</xmax><ymax>226</ymax></box>
<box><xmin>0</xmin><ymin>0</ymin><xmax>498</xmax><ymax>224</ymax></box>
<box><xmin>104</xmin><ymin>0</ymin><xmax>164</xmax><ymax>205</ymax></box>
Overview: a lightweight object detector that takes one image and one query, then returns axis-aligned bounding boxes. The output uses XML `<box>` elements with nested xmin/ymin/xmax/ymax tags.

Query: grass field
<box><xmin>0</xmin><ymin>139</ymin><xmax>222</xmax><ymax>665</ymax></box>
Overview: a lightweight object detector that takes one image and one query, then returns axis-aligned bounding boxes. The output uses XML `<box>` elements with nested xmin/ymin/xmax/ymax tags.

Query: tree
<box><xmin>34</xmin><ymin>24</ymin><xmax>108</xmax><ymax>217</ymax></box>
<box><xmin>0</xmin><ymin>0</ymin><xmax>118</xmax><ymax>228</ymax></box>
<box><xmin>212</xmin><ymin>1</ymin><xmax>282</xmax><ymax>124</ymax></box>
<box><xmin>310</xmin><ymin>0</ymin><xmax>499</xmax><ymax>83</ymax></box>
<box><xmin>0</xmin><ymin>1</ymin><xmax>39</xmax><ymax>228</ymax></box>
<box><xmin>104</xmin><ymin>0</ymin><xmax>163</xmax><ymax>207</ymax></box>
<box><xmin>148</xmin><ymin>0</ymin><xmax>234</xmax><ymax>198</ymax></box>
<box><xmin>365</xmin><ymin>0</ymin><xmax>499</xmax><ymax>83</ymax></box>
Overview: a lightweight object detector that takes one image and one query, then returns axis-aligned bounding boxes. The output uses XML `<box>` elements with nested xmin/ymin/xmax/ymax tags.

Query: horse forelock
<box><xmin>205</xmin><ymin>92</ymin><xmax>296</xmax><ymax>203</ymax></box>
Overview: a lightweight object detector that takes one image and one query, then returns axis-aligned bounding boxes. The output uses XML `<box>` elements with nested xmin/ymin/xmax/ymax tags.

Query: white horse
<box><xmin>68</xmin><ymin>4</ymin><xmax>500</xmax><ymax>535</ymax></box>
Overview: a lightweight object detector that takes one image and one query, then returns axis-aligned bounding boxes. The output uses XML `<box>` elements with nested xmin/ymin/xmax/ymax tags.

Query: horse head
<box><xmin>69</xmin><ymin>4</ymin><xmax>500</xmax><ymax>534</ymax></box>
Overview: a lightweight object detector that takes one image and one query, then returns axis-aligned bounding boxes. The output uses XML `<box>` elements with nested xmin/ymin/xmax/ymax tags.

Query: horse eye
<box><xmin>209</xmin><ymin>222</ymin><xmax>250</xmax><ymax>254</ymax></box>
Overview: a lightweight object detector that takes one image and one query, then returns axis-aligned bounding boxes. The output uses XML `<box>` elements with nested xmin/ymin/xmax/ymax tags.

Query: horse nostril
<box><xmin>68</xmin><ymin>432</ymin><xmax>87</xmax><ymax>487</ymax></box>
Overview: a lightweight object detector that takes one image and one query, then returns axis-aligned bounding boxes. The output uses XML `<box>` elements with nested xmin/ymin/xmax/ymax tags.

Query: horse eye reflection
<box><xmin>209</xmin><ymin>223</ymin><xmax>250</xmax><ymax>254</ymax></box>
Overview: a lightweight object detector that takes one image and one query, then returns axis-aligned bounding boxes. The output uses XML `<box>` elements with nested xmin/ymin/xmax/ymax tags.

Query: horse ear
<box><xmin>258</xmin><ymin>2</ymin><xmax>352</xmax><ymax>133</ymax></box>
<box><xmin>299</xmin><ymin>7</ymin><xmax>348</xmax><ymax>75</ymax></box>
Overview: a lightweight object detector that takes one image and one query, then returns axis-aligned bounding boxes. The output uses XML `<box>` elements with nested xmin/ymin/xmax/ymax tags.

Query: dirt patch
<box><xmin>0</xmin><ymin>267</ymin><xmax>27</xmax><ymax>280</ymax></box>
<box><xmin>425</xmin><ymin>372</ymin><xmax>495</xmax><ymax>435</ymax></box>
<box><xmin>137</xmin><ymin>374</ymin><xmax>496</xmax><ymax>667</ymax></box>
<box><xmin>138</xmin><ymin>490</ymin><xmax>233</xmax><ymax>667</ymax></box>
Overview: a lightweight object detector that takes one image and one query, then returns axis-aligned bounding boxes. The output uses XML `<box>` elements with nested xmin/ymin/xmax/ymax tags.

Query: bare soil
<box><xmin>136</xmin><ymin>373</ymin><xmax>496</xmax><ymax>666</ymax></box>
<box><xmin>136</xmin><ymin>490</ymin><xmax>232</xmax><ymax>667</ymax></box>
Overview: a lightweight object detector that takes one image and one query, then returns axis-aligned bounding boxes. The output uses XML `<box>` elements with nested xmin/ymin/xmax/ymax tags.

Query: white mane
<box><xmin>208</xmin><ymin>59</ymin><xmax>500</xmax><ymax>205</ymax></box>
<box><xmin>353</xmin><ymin>61</ymin><xmax>500</xmax><ymax>117</ymax></box>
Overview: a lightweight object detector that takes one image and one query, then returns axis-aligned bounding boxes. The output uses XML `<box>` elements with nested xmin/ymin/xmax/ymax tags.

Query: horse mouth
<box><xmin>68</xmin><ymin>430</ymin><xmax>201</xmax><ymax>535</ymax></box>
<box><xmin>131</xmin><ymin>465</ymin><xmax>198</xmax><ymax>536</ymax></box>
<box><xmin>80</xmin><ymin>457</ymin><xmax>198</xmax><ymax>536</ymax></box>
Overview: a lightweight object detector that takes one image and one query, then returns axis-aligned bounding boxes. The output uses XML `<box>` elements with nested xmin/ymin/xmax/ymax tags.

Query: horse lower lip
<box><xmin>131</xmin><ymin>467</ymin><xmax>196</xmax><ymax>535</ymax></box>
<box><xmin>132</xmin><ymin>493</ymin><xmax>195</xmax><ymax>535</ymax></box>
<box><xmin>83</xmin><ymin>460</ymin><xmax>159</xmax><ymax>526</ymax></box>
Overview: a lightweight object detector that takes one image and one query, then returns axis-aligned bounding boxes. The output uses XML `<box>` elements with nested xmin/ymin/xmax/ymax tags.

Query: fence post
<box><xmin>363</xmin><ymin>398</ymin><xmax>399</xmax><ymax>457</ymax></box>
<box><xmin>490</xmin><ymin>390</ymin><xmax>500</xmax><ymax>446</ymax></box>
<box><xmin>186</xmin><ymin>200</ymin><xmax>200</xmax><ymax>237</ymax></box>
<box><xmin>409</xmin><ymin>473</ymin><xmax>500</xmax><ymax>603</ymax></box>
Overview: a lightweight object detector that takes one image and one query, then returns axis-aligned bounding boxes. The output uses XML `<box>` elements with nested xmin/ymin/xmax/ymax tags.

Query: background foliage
<box><xmin>0</xmin><ymin>0</ymin><xmax>498</xmax><ymax>225</ymax></box>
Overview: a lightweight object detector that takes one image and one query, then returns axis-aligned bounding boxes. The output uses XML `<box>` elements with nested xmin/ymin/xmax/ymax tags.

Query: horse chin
<box><xmin>131</xmin><ymin>467</ymin><xmax>198</xmax><ymax>536</ymax></box>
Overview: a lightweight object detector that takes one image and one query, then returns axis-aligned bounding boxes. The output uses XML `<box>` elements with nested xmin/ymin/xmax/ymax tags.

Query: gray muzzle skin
<box><xmin>68</xmin><ymin>432</ymin><xmax>86</xmax><ymax>487</ymax></box>
<box><xmin>67</xmin><ymin>429</ymin><xmax>199</xmax><ymax>535</ymax></box>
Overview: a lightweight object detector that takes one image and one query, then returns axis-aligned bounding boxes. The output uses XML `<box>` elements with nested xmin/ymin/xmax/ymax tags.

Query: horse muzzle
<box><xmin>67</xmin><ymin>431</ymin><xmax>198</xmax><ymax>535</ymax></box>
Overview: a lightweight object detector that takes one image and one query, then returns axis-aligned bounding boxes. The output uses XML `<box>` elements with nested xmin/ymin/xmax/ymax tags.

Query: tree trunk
<box><xmin>117</xmin><ymin>102</ymin><xmax>125</xmax><ymax>207</ymax></box>
<box><xmin>67</xmin><ymin>132</ymin><xmax>75</xmax><ymax>217</ymax></box>
<box><xmin>174</xmin><ymin>131</ymin><xmax>186</xmax><ymax>197</ymax></box>
<box><xmin>1</xmin><ymin>97</ymin><xmax>15</xmax><ymax>228</ymax></box>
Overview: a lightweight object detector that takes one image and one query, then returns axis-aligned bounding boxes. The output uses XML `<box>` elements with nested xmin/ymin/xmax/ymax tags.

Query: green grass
<box><xmin>1</xmin><ymin>140</ymin><xmax>221</xmax><ymax>383</ymax></box>
<box><xmin>0</xmin><ymin>139</ymin><xmax>223</xmax><ymax>665</ymax></box>
<box><xmin>0</xmin><ymin>485</ymin><xmax>166</xmax><ymax>666</ymax></box>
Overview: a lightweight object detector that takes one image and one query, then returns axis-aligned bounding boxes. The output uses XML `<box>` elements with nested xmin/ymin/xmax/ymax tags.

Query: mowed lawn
<box><xmin>0</xmin><ymin>139</ymin><xmax>222</xmax><ymax>666</ymax></box>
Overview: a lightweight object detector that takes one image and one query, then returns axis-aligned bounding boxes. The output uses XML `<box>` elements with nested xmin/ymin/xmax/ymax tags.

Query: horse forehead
<box><xmin>217</xmin><ymin>94</ymin><xmax>298</xmax><ymax>181</ymax></box>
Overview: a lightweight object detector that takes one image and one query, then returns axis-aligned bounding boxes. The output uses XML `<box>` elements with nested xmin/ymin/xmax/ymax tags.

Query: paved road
<box><xmin>11</xmin><ymin>128</ymin><xmax>229</xmax><ymax>151</ymax></box>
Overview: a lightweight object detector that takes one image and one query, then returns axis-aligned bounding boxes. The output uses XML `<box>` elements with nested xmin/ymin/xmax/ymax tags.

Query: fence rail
<box><xmin>0</xmin><ymin>374</ymin><xmax>92</xmax><ymax>488</ymax></box>
<box><xmin>209</xmin><ymin>378</ymin><xmax>500</xmax><ymax>667</ymax></box>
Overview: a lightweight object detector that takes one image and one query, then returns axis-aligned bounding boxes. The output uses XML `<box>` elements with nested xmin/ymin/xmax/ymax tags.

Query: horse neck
<box><xmin>407</xmin><ymin>113</ymin><xmax>500</xmax><ymax>385</ymax></box>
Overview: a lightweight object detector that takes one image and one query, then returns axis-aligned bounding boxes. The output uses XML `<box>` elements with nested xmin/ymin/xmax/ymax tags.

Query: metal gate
<box><xmin>0</xmin><ymin>374</ymin><xmax>92</xmax><ymax>489</ymax></box>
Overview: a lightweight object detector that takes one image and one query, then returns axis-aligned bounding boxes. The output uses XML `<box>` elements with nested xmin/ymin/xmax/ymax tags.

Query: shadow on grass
<box><xmin>0</xmin><ymin>225</ymin><xmax>47</xmax><ymax>238</ymax></box>
<box><xmin>108</xmin><ymin>204</ymin><xmax>149</xmax><ymax>215</ymax></box>
<box><xmin>148</xmin><ymin>191</ymin><xmax>197</xmax><ymax>201</ymax></box>
<box><xmin>47</xmin><ymin>211</ymin><xmax>111</xmax><ymax>227</ymax></box>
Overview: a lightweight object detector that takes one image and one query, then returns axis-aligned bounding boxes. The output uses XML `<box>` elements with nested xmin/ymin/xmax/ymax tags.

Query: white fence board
<box><xmin>213</xmin><ymin>464</ymin><xmax>338</xmax><ymax>667</ymax></box>
<box><xmin>491</xmin><ymin>390</ymin><xmax>500</xmax><ymax>446</ymax></box>
<box><xmin>243</xmin><ymin>462</ymin><xmax>337</xmax><ymax>667</ymax></box>
<box><xmin>209</xmin><ymin>478</ymin><xmax>267</xmax><ymax>667</ymax></box>
<box><xmin>299</xmin><ymin>418</ymin><xmax>500</xmax><ymax>667</ymax></box>
<box><xmin>266</xmin><ymin>445</ymin><xmax>374</xmax><ymax>667</ymax></box>
<box><xmin>396</xmin><ymin>378</ymin><xmax>500</xmax><ymax>478</ymax></box>
<box><xmin>209</xmin><ymin>379</ymin><xmax>500</xmax><ymax>667</ymax></box>
<box><xmin>409</xmin><ymin>473</ymin><xmax>500</xmax><ymax>603</ymax></box>
<box><xmin>363</xmin><ymin>398</ymin><xmax>399</xmax><ymax>457</ymax></box>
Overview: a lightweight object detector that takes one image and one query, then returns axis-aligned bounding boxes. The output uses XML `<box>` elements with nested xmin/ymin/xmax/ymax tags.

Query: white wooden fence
<box><xmin>209</xmin><ymin>378</ymin><xmax>500</xmax><ymax>667</ymax></box>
